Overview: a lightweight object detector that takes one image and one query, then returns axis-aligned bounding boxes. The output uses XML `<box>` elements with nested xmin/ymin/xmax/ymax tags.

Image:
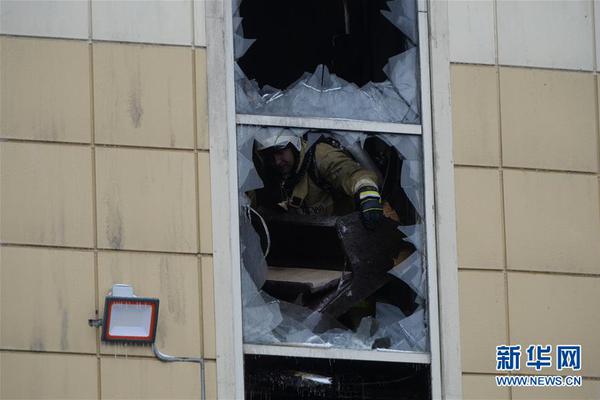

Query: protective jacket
<box><xmin>277</xmin><ymin>140</ymin><xmax>379</xmax><ymax>216</ymax></box>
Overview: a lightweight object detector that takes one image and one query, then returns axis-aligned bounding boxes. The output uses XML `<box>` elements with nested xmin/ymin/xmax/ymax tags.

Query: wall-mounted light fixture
<box><xmin>87</xmin><ymin>284</ymin><xmax>205</xmax><ymax>400</ymax></box>
<box><xmin>100</xmin><ymin>284</ymin><xmax>159</xmax><ymax>344</ymax></box>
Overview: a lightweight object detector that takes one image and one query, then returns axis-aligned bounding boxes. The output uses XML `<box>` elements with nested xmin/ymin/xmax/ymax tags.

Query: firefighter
<box><xmin>253</xmin><ymin>129</ymin><xmax>384</xmax><ymax>230</ymax></box>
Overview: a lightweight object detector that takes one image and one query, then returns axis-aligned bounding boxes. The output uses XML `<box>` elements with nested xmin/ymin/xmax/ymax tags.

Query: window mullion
<box><xmin>236</xmin><ymin>114</ymin><xmax>423</xmax><ymax>135</ymax></box>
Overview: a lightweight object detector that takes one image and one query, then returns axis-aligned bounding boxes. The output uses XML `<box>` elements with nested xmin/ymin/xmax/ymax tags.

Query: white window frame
<box><xmin>206</xmin><ymin>0</ymin><xmax>461</xmax><ymax>398</ymax></box>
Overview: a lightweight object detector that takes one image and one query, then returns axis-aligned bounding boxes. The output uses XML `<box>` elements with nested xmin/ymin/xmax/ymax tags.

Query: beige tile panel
<box><xmin>462</xmin><ymin>374</ymin><xmax>510</xmax><ymax>400</ymax></box>
<box><xmin>448</xmin><ymin>1</ymin><xmax>496</xmax><ymax>65</ymax></box>
<box><xmin>500</xmin><ymin>68</ymin><xmax>598</xmax><ymax>172</ymax></box>
<box><xmin>0</xmin><ymin>352</ymin><xmax>97</xmax><ymax>399</ymax></box>
<box><xmin>451</xmin><ymin>64</ymin><xmax>500</xmax><ymax>166</ymax></box>
<box><xmin>497</xmin><ymin>0</ymin><xmax>594</xmax><ymax>71</ymax></box>
<box><xmin>0</xmin><ymin>0</ymin><xmax>89</xmax><ymax>39</ymax></box>
<box><xmin>198</xmin><ymin>152</ymin><xmax>213</xmax><ymax>253</ymax></box>
<box><xmin>0</xmin><ymin>247</ymin><xmax>96</xmax><ymax>353</ymax></box>
<box><xmin>503</xmin><ymin>170</ymin><xmax>600</xmax><ymax>274</ymax></box>
<box><xmin>196</xmin><ymin>49</ymin><xmax>209</xmax><ymax>150</ymax></box>
<box><xmin>0</xmin><ymin>142</ymin><xmax>94</xmax><ymax>247</ymax></box>
<box><xmin>459</xmin><ymin>270</ymin><xmax>507</xmax><ymax>373</ymax></box>
<box><xmin>508</xmin><ymin>273</ymin><xmax>600</xmax><ymax>377</ymax></box>
<box><xmin>512</xmin><ymin>380</ymin><xmax>600</xmax><ymax>399</ymax></box>
<box><xmin>201</xmin><ymin>256</ymin><xmax>216</xmax><ymax>359</ymax></box>
<box><xmin>0</xmin><ymin>37</ymin><xmax>91</xmax><ymax>142</ymax></box>
<box><xmin>101</xmin><ymin>357</ymin><xmax>201</xmax><ymax>399</ymax></box>
<box><xmin>193</xmin><ymin>0</ymin><xmax>207</xmax><ymax>47</ymax></box>
<box><xmin>96</xmin><ymin>147</ymin><xmax>197</xmax><ymax>253</ymax></box>
<box><xmin>93</xmin><ymin>43</ymin><xmax>194</xmax><ymax>149</ymax></box>
<box><xmin>91</xmin><ymin>0</ymin><xmax>192</xmax><ymax>46</ymax></box>
<box><xmin>98</xmin><ymin>251</ymin><xmax>201</xmax><ymax>357</ymax></box>
<box><xmin>454</xmin><ymin>167</ymin><xmax>504</xmax><ymax>269</ymax></box>
<box><xmin>205</xmin><ymin>359</ymin><xmax>217</xmax><ymax>400</ymax></box>
<box><xmin>597</xmin><ymin>0</ymin><xmax>600</xmax><ymax>72</ymax></box>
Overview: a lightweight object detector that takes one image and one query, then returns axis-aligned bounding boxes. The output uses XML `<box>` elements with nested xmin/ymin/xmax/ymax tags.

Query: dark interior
<box><xmin>265</xmin><ymin>215</ymin><xmax>347</xmax><ymax>270</ymax></box>
<box><xmin>237</xmin><ymin>0</ymin><xmax>410</xmax><ymax>89</ymax></box>
<box><xmin>364</xmin><ymin>136</ymin><xmax>419</xmax><ymax>226</ymax></box>
<box><xmin>250</xmin><ymin>137</ymin><xmax>421</xmax><ymax>330</ymax></box>
<box><xmin>245</xmin><ymin>355</ymin><xmax>431</xmax><ymax>400</ymax></box>
<box><xmin>252</xmin><ymin>136</ymin><xmax>419</xmax><ymax>261</ymax></box>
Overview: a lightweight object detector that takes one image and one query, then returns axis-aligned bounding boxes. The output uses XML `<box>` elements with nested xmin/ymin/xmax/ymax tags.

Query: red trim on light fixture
<box><xmin>101</xmin><ymin>297</ymin><xmax>160</xmax><ymax>344</ymax></box>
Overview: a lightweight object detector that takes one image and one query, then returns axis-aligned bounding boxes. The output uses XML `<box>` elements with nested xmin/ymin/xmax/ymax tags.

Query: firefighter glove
<box><xmin>357</xmin><ymin>186</ymin><xmax>384</xmax><ymax>230</ymax></box>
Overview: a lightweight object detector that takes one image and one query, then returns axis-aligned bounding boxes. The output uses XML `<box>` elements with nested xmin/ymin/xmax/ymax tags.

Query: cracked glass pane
<box><xmin>237</xmin><ymin>125</ymin><xmax>428</xmax><ymax>352</ymax></box>
<box><xmin>233</xmin><ymin>0</ymin><xmax>420</xmax><ymax>123</ymax></box>
<box><xmin>245</xmin><ymin>355</ymin><xmax>432</xmax><ymax>399</ymax></box>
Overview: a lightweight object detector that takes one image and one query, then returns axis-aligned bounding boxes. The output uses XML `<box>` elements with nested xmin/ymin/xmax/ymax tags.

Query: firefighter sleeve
<box><xmin>313</xmin><ymin>143</ymin><xmax>379</xmax><ymax>196</ymax></box>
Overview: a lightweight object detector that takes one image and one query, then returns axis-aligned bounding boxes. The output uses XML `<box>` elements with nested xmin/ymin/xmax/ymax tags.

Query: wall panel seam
<box><xmin>0</xmin><ymin>348</ymin><xmax>97</xmax><ymax>357</ymax></box>
<box><xmin>0</xmin><ymin>243</ymin><xmax>213</xmax><ymax>257</ymax></box>
<box><xmin>0</xmin><ymin>33</ymin><xmax>88</xmax><ymax>43</ymax></box>
<box><xmin>89</xmin><ymin>37</ymin><xmax>102</xmax><ymax>400</ymax></box>
<box><xmin>192</xmin><ymin>42</ymin><xmax>206</xmax><ymax>363</ymax></box>
<box><xmin>450</xmin><ymin>60</ymin><xmax>595</xmax><ymax>74</ymax></box>
<box><xmin>593</xmin><ymin>0</ymin><xmax>598</xmax><ymax>73</ymax></box>
<box><xmin>0</xmin><ymin>138</ymin><xmax>210</xmax><ymax>152</ymax></box>
<box><xmin>460</xmin><ymin>267</ymin><xmax>600</xmax><ymax>278</ymax></box>
<box><xmin>506</xmin><ymin>270</ymin><xmax>600</xmax><ymax>278</ymax></box>
<box><xmin>0</xmin><ymin>138</ymin><xmax>91</xmax><ymax>147</ymax></box>
<box><xmin>455</xmin><ymin>163</ymin><xmax>599</xmax><ymax>176</ymax></box>
<box><xmin>91</xmin><ymin>38</ymin><xmax>198</xmax><ymax>49</ymax></box>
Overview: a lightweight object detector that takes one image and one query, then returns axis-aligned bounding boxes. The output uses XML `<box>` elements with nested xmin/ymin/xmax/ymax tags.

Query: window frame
<box><xmin>205</xmin><ymin>0</ymin><xmax>461</xmax><ymax>398</ymax></box>
<box><xmin>236</xmin><ymin>114</ymin><xmax>423</xmax><ymax>135</ymax></box>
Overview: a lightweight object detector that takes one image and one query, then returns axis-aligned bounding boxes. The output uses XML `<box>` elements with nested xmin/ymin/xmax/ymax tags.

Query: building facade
<box><xmin>0</xmin><ymin>0</ymin><xmax>599</xmax><ymax>399</ymax></box>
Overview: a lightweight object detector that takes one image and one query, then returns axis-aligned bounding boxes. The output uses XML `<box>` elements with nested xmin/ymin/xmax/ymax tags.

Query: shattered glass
<box><xmin>237</xmin><ymin>125</ymin><xmax>429</xmax><ymax>352</ymax></box>
<box><xmin>233</xmin><ymin>0</ymin><xmax>420</xmax><ymax>123</ymax></box>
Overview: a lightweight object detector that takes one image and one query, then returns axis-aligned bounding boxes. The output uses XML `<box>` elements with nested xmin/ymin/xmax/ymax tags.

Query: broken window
<box><xmin>233</xmin><ymin>0</ymin><xmax>434</xmax><ymax>396</ymax></box>
<box><xmin>238</xmin><ymin>126</ymin><xmax>428</xmax><ymax>352</ymax></box>
<box><xmin>234</xmin><ymin>0</ymin><xmax>420</xmax><ymax>123</ymax></box>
